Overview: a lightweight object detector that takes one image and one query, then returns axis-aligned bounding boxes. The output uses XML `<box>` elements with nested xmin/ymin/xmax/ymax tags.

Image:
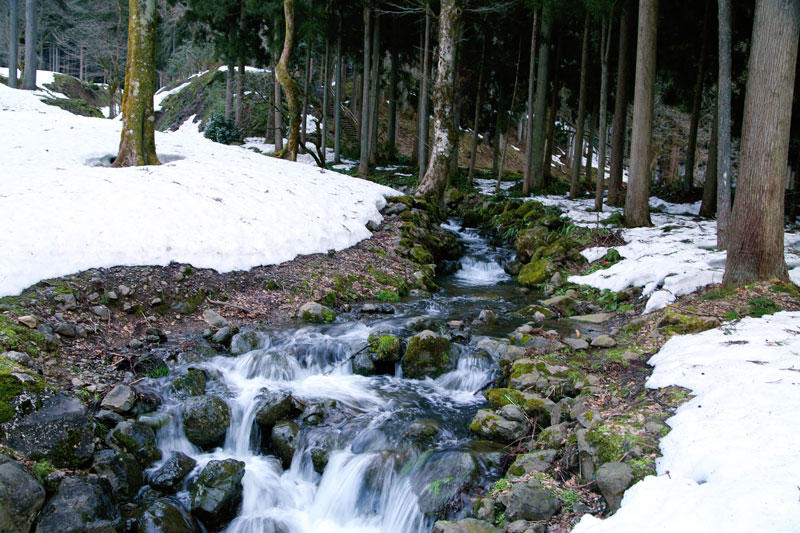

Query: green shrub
<box><xmin>203</xmin><ymin>113</ymin><xmax>242</xmax><ymax>144</ymax></box>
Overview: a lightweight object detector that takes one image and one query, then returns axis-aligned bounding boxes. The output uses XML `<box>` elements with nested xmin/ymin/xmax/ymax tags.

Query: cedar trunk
<box><xmin>570</xmin><ymin>14</ymin><xmax>590</xmax><ymax>199</ymax></box>
<box><xmin>716</xmin><ymin>0</ymin><xmax>733</xmax><ymax>248</ymax></box>
<box><xmin>528</xmin><ymin>4</ymin><xmax>552</xmax><ymax>193</ymax></box>
<box><xmin>113</xmin><ymin>0</ymin><xmax>159</xmax><ymax>167</ymax></box>
<box><xmin>699</xmin><ymin>95</ymin><xmax>718</xmax><ymax>217</ymax></box>
<box><xmin>595</xmin><ymin>18</ymin><xmax>613</xmax><ymax>212</ymax></box>
<box><xmin>467</xmin><ymin>39</ymin><xmax>486</xmax><ymax>183</ymax></box>
<box><xmin>276</xmin><ymin>0</ymin><xmax>300</xmax><ymax>161</ymax></box>
<box><xmin>8</xmin><ymin>0</ymin><xmax>18</xmax><ymax>88</ymax></box>
<box><xmin>417</xmin><ymin>7</ymin><xmax>432</xmax><ymax>179</ymax></box>
<box><xmin>723</xmin><ymin>0</ymin><xmax>798</xmax><ymax>286</ymax></box>
<box><xmin>523</xmin><ymin>10</ymin><xmax>539</xmax><ymax>195</ymax></box>
<box><xmin>22</xmin><ymin>0</ymin><xmax>37</xmax><ymax>89</ymax></box>
<box><xmin>608</xmin><ymin>5</ymin><xmax>631</xmax><ymax>206</ymax></box>
<box><xmin>624</xmin><ymin>0</ymin><xmax>658</xmax><ymax>227</ymax></box>
<box><xmin>333</xmin><ymin>32</ymin><xmax>342</xmax><ymax>163</ymax></box>
<box><xmin>358</xmin><ymin>6</ymin><xmax>372</xmax><ymax>176</ymax></box>
<box><xmin>685</xmin><ymin>1</ymin><xmax>710</xmax><ymax>191</ymax></box>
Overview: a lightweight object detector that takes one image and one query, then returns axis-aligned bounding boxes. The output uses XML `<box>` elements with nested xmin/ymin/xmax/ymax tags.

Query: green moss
<box><xmin>660</xmin><ymin>310</ymin><xmax>720</xmax><ymax>336</ymax></box>
<box><xmin>321</xmin><ymin>308</ymin><xmax>336</xmax><ymax>323</ymax></box>
<box><xmin>0</xmin><ymin>315</ymin><xmax>46</xmax><ymax>357</ymax></box>
<box><xmin>517</xmin><ymin>259</ymin><xmax>552</xmax><ymax>287</ymax></box>
<box><xmin>701</xmin><ymin>287</ymin><xmax>735</xmax><ymax>300</ymax></box>
<box><xmin>33</xmin><ymin>460</ymin><xmax>56</xmax><ymax>484</ymax></box>
<box><xmin>375</xmin><ymin>290</ymin><xmax>400</xmax><ymax>302</ymax></box>
<box><xmin>410</xmin><ymin>245</ymin><xmax>434</xmax><ymax>265</ymax></box>
<box><xmin>0</xmin><ymin>354</ymin><xmax>48</xmax><ymax>423</ymax></box>
<box><xmin>747</xmin><ymin>297</ymin><xmax>782</xmax><ymax>318</ymax></box>
<box><xmin>368</xmin><ymin>334</ymin><xmax>402</xmax><ymax>361</ymax></box>
<box><xmin>52</xmin><ymin>428</ymin><xmax>89</xmax><ymax>469</ymax></box>
<box><xmin>40</xmin><ymin>97</ymin><xmax>104</xmax><ymax>118</ymax></box>
<box><xmin>628</xmin><ymin>456</ymin><xmax>656</xmax><ymax>482</ymax></box>
<box><xmin>585</xmin><ymin>425</ymin><xmax>626</xmax><ymax>464</ymax></box>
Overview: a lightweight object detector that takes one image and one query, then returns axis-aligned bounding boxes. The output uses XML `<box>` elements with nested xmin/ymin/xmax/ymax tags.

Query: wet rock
<box><xmin>502</xmin><ymin>479</ymin><xmax>560</xmax><ymax>522</ymax></box>
<box><xmin>507</xmin><ymin>450</ymin><xmax>558</xmax><ymax>478</ymax></box>
<box><xmin>504</xmin><ymin>260</ymin><xmax>523</xmax><ymax>276</ymax></box>
<box><xmin>254</xmin><ymin>391</ymin><xmax>297</xmax><ymax>428</ymax></box>
<box><xmin>0</xmin><ymin>460</ymin><xmax>45</xmax><ymax>533</ymax></box>
<box><xmin>514</xmin><ymin>226</ymin><xmax>549</xmax><ymax>263</ymax></box>
<box><xmin>360</xmin><ymin>303</ymin><xmax>395</xmax><ymax>314</ymax></box>
<box><xmin>498</xmin><ymin>404</ymin><xmax>527</xmax><ymax>424</ymax></box>
<box><xmin>576</xmin><ymin>429</ymin><xmax>597</xmax><ymax>481</ymax></box>
<box><xmin>271</xmin><ymin>420</ymin><xmax>300</xmax><ymax>468</ymax></box>
<box><xmin>91</xmin><ymin>448</ymin><xmax>143</xmax><ymax>501</ymax></box>
<box><xmin>540</xmin><ymin>295</ymin><xmax>575</xmax><ymax>315</ymax></box>
<box><xmin>402</xmin><ymin>330</ymin><xmax>454</xmax><ymax>379</ymax></box>
<box><xmin>211</xmin><ymin>326</ymin><xmax>237</xmax><ymax>346</ymax></box>
<box><xmin>570</xmin><ymin>312</ymin><xmax>614</xmax><ymax>324</ymax></box>
<box><xmin>476</xmin><ymin>310</ymin><xmax>497</xmax><ymax>325</ymax></box>
<box><xmin>182</xmin><ymin>396</ymin><xmax>231</xmax><ymax>449</ymax></box>
<box><xmin>468</xmin><ymin>409</ymin><xmax>527</xmax><ymax>443</ymax></box>
<box><xmin>172</xmin><ymin>368</ymin><xmax>208</xmax><ymax>397</ymax></box>
<box><xmin>35</xmin><ymin>476</ymin><xmax>121</xmax><ymax>533</ymax></box>
<box><xmin>596</xmin><ymin>462</ymin><xmax>634</xmax><ymax>512</ymax></box>
<box><xmin>352</xmin><ymin>351</ymin><xmax>377</xmax><ymax>376</ymax></box>
<box><xmin>107</xmin><ymin>421</ymin><xmax>161</xmax><ymax>467</ymax></box>
<box><xmin>367</xmin><ymin>333</ymin><xmax>403</xmax><ymax>363</ymax></box>
<box><xmin>510</xmin><ymin>333</ymin><xmax>564</xmax><ymax>353</ymax></box>
<box><xmin>3</xmin><ymin>392</ymin><xmax>94</xmax><ymax>468</ymax></box>
<box><xmin>298</xmin><ymin>302</ymin><xmax>335</xmax><ymax>323</ymax></box>
<box><xmin>409</xmin><ymin>451</ymin><xmax>479</xmax><ymax>514</ymax></box>
<box><xmin>472</xmin><ymin>496</ymin><xmax>496</xmax><ymax>522</ymax></box>
<box><xmin>100</xmin><ymin>383</ymin><xmax>137</xmax><ymax>414</ymax></box>
<box><xmin>230</xmin><ymin>330</ymin><xmax>270</xmax><ymax>355</ymax></box>
<box><xmin>405</xmin><ymin>316</ymin><xmax>436</xmax><ymax>331</ymax></box>
<box><xmin>432</xmin><ymin>518</ymin><xmax>501</xmax><ymax>533</ymax></box>
<box><xmin>508</xmin><ymin>358</ymin><xmax>575</xmax><ymax>400</ymax></box>
<box><xmin>190</xmin><ymin>458</ymin><xmax>245</xmax><ymax>527</ymax></box>
<box><xmin>305</xmin><ymin>427</ymin><xmax>344</xmax><ymax>474</ymax></box>
<box><xmin>403</xmin><ymin>419</ymin><xmax>442</xmax><ymax>446</ymax></box>
<box><xmin>202</xmin><ymin>309</ymin><xmax>228</xmax><ymax>328</ymax></box>
<box><xmin>517</xmin><ymin>259</ymin><xmax>553</xmax><ymax>287</ymax></box>
<box><xmin>148</xmin><ymin>451</ymin><xmax>197</xmax><ymax>492</ymax></box>
<box><xmin>95</xmin><ymin>409</ymin><xmax>124</xmax><ymax>427</ymax></box>
<box><xmin>564</xmin><ymin>337</ymin><xmax>590</xmax><ymax>350</ymax></box>
<box><xmin>136</xmin><ymin>498</ymin><xmax>199</xmax><ymax>533</ymax></box>
<box><xmin>591</xmin><ymin>334</ymin><xmax>617</xmax><ymax>348</ymax></box>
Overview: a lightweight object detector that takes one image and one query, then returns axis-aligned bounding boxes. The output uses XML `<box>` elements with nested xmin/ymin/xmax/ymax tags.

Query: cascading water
<box><xmin>146</xmin><ymin>221</ymin><xmax>527</xmax><ymax>533</ymax></box>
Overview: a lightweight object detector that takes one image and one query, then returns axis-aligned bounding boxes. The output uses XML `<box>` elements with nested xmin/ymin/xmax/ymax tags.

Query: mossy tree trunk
<box><xmin>113</xmin><ymin>0</ymin><xmax>159</xmax><ymax>167</ymax></box>
<box><xmin>417</xmin><ymin>6</ymin><xmax>431</xmax><ymax>179</ymax></box>
<box><xmin>276</xmin><ymin>0</ymin><xmax>300</xmax><ymax>161</ymax></box>
<box><xmin>416</xmin><ymin>0</ymin><xmax>461</xmax><ymax>201</ymax></box>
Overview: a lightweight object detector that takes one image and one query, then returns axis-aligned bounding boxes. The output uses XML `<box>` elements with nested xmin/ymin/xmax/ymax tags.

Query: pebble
<box><xmin>17</xmin><ymin>315</ymin><xmax>37</xmax><ymax>328</ymax></box>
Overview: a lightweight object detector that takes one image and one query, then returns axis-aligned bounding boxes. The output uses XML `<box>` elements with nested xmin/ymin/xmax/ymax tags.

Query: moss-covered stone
<box><xmin>402</xmin><ymin>330</ymin><xmax>453</xmax><ymax>379</ymax></box>
<box><xmin>368</xmin><ymin>333</ymin><xmax>403</xmax><ymax>363</ymax></box>
<box><xmin>658</xmin><ymin>311</ymin><xmax>720</xmax><ymax>337</ymax></box>
<box><xmin>40</xmin><ymin>97</ymin><xmax>104</xmax><ymax>118</ymax></box>
<box><xmin>0</xmin><ymin>354</ymin><xmax>48</xmax><ymax>424</ymax></box>
<box><xmin>410</xmin><ymin>245</ymin><xmax>435</xmax><ymax>265</ymax></box>
<box><xmin>0</xmin><ymin>314</ymin><xmax>47</xmax><ymax>358</ymax></box>
<box><xmin>518</xmin><ymin>259</ymin><xmax>553</xmax><ymax>287</ymax></box>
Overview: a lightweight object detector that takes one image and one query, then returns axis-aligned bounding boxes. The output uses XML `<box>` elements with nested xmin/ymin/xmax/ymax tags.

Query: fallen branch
<box><xmin>324</xmin><ymin>344</ymin><xmax>370</xmax><ymax>375</ymax></box>
<box><xmin>206</xmin><ymin>297</ymin><xmax>252</xmax><ymax>315</ymax></box>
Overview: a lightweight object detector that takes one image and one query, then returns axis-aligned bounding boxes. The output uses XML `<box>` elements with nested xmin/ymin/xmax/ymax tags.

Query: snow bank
<box><xmin>573</xmin><ymin>311</ymin><xmax>800</xmax><ymax>532</ymax></box>
<box><xmin>0</xmin><ymin>82</ymin><xmax>398</xmax><ymax>297</ymax></box>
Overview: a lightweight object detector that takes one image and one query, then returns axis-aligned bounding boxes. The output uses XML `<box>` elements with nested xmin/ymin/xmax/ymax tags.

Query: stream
<box><xmin>145</xmin><ymin>221</ymin><xmax>539</xmax><ymax>532</ymax></box>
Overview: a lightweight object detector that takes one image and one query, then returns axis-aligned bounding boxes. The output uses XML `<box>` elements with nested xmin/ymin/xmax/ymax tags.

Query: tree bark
<box><xmin>699</xmin><ymin>94</ymin><xmax>718</xmax><ymax>217</ymax></box>
<box><xmin>544</xmin><ymin>31</ymin><xmax>563</xmax><ymax>179</ymax></box>
<box><xmin>528</xmin><ymin>3</ymin><xmax>552</xmax><ymax>193</ymax></box>
<box><xmin>368</xmin><ymin>11</ymin><xmax>381</xmax><ymax>165</ymax></box>
<box><xmin>358</xmin><ymin>5</ymin><xmax>372</xmax><ymax>177</ymax></box>
<box><xmin>22</xmin><ymin>0</ymin><xmax>37</xmax><ymax>89</ymax></box>
<box><xmin>586</xmin><ymin>109</ymin><xmax>595</xmax><ymax>182</ymax></box>
<box><xmin>523</xmin><ymin>10</ymin><xmax>539</xmax><ymax>195</ymax></box>
<box><xmin>334</xmin><ymin>31</ymin><xmax>342</xmax><ymax>163</ymax></box>
<box><xmin>235</xmin><ymin>59</ymin><xmax>244</xmax><ymax>127</ymax></box>
<box><xmin>467</xmin><ymin>39</ymin><xmax>486</xmax><ymax>183</ymax></box>
<box><xmin>8</xmin><ymin>0</ymin><xmax>18</xmax><ymax>88</ymax></box>
<box><xmin>416</xmin><ymin>0</ymin><xmax>460</xmax><ymax>200</ymax></box>
<box><xmin>225</xmin><ymin>62</ymin><xmax>234</xmax><ymax>121</ymax></box>
<box><xmin>595</xmin><ymin>17</ymin><xmax>613</xmax><ymax>212</ymax></box>
<box><xmin>685</xmin><ymin>0</ymin><xmax>710</xmax><ymax>191</ymax></box>
<box><xmin>276</xmin><ymin>0</ymin><xmax>300</xmax><ymax>161</ymax></box>
<box><xmin>387</xmin><ymin>46</ymin><xmax>398</xmax><ymax>161</ymax></box>
<box><xmin>417</xmin><ymin>6</ymin><xmax>432</xmax><ymax>180</ymax></box>
<box><xmin>498</xmin><ymin>41</ymin><xmax>522</xmax><ymax>189</ymax></box>
<box><xmin>723</xmin><ymin>0</ymin><xmax>798</xmax><ymax>286</ymax></box>
<box><xmin>321</xmin><ymin>39</ymin><xmax>329</xmax><ymax>163</ymax></box>
<box><xmin>624</xmin><ymin>0</ymin><xmax>657</xmax><ymax>227</ymax></box>
<box><xmin>608</xmin><ymin>4</ymin><xmax>631</xmax><ymax>206</ymax></box>
<box><xmin>716</xmin><ymin>0</ymin><xmax>732</xmax><ymax>249</ymax></box>
<box><xmin>570</xmin><ymin>13</ymin><xmax>590</xmax><ymax>199</ymax></box>
<box><xmin>113</xmin><ymin>0</ymin><xmax>159</xmax><ymax>167</ymax></box>
<box><xmin>448</xmin><ymin>28</ymin><xmax>462</xmax><ymax>183</ymax></box>
<box><xmin>273</xmin><ymin>69</ymin><xmax>283</xmax><ymax>150</ymax></box>
<box><xmin>301</xmin><ymin>46</ymin><xmax>311</xmax><ymax>146</ymax></box>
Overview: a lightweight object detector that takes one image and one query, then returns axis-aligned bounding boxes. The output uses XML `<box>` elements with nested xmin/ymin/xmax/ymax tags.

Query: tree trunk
<box><xmin>368</xmin><ymin>12</ymin><xmax>380</xmax><ymax>165</ymax></box>
<box><xmin>608</xmin><ymin>4</ymin><xmax>631</xmax><ymax>207</ymax></box>
<box><xmin>523</xmin><ymin>10</ymin><xmax>539</xmax><ymax>195</ymax></box>
<box><xmin>467</xmin><ymin>39</ymin><xmax>486</xmax><ymax>183</ymax></box>
<box><xmin>8</xmin><ymin>0</ymin><xmax>18</xmax><ymax>88</ymax></box>
<box><xmin>586</xmin><ymin>109</ymin><xmax>595</xmax><ymax>183</ymax></box>
<box><xmin>225</xmin><ymin>61</ymin><xmax>234</xmax><ymax>121</ymax></box>
<box><xmin>544</xmin><ymin>31</ymin><xmax>563</xmax><ymax>179</ymax></box>
<box><xmin>273</xmin><ymin>69</ymin><xmax>283</xmax><ymax>150</ymax></box>
<box><xmin>358</xmin><ymin>5</ymin><xmax>372</xmax><ymax>176</ymax></box>
<box><xmin>528</xmin><ymin>4</ymin><xmax>552</xmax><ymax>193</ymax></box>
<box><xmin>235</xmin><ymin>59</ymin><xmax>244</xmax><ymax>127</ymax></box>
<box><xmin>716</xmin><ymin>0</ymin><xmax>732</xmax><ymax>249</ymax></box>
<box><xmin>321</xmin><ymin>40</ymin><xmax>329</xmax><ymax>163</ymax></box>
<box><xmin>22</xmin><ymin>0</ymin><xmax>37</xmax><ymax>89</ymax></box>
<box><xmin>723</xmin><ymin>0</ymin><xmax>798</xmax><ymax>286</ymax></box>
<box><xmin>113</xmin><ymin>0</ymin><xmax>159</xmax><ymax>167</ymax></box>
<box><xmin>685</xmin><ymin>0</ymin><xmax>710</xmax><ymax>191</ymax></box>
<box><xmin>417</xmin><ymin>6</ymin><xmax>432</xmax><ymax>180</ymax></box>
<box><xmin>448</xmin><ymin>29</ymin><xmax>462</xmax><ymax>183</ymax></box>
<box><xmin>570</xmin><ymin>13</ymin><xmax>590</xmax><ymax>199</ymax></box>
<box><xmin>498</xmin><ymin>41</ymin><xmax>522</xmax><ymax>189</ymax></box>
<box><xmin>416</xmin><ymin>0</ymin><xmax>460</xmax><ymax>200</ymax></box>
<box><xmin>412</xmin><ymin>26</ymin><xmax>424</xmax><ymax>168</ymax></box>
<box><xmin>334</xmin><ymin>31</ymin><xmax>342</xmax><ymax>163</ymax></box>
<box><xmin>387</xmin><ymin>47</ymin><xmax>398</xmax><ymax>161</ymax></box>
<box><xmin>624</xmin><ymin>0</ymin><xmax>658</xmax><ymax>227</ymax></box>
<box><xmin>595</xmin><ymin>17</ymin><xmax>613</xmax><ymax>212</ymax></box>
<box><xmin>276</xmin><ymin>0</ymin><xmax>300</xmax><ymax>161</ymax></box>
<box><xmin>301</xmin><ymin>46</ymin><xmax>311</xmax><ymax>146</ymax></box>
<box><xmin>699</xmin><ymin>94</ymin><xmax>718</xmax><ymax>217</ymax></box>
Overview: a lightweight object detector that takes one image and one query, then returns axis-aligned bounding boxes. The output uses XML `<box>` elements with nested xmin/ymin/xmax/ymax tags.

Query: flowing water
<box><xmin>146</xmin><ymin>221</ymin><xmax>533</xmax><ymax>533</ymax></box>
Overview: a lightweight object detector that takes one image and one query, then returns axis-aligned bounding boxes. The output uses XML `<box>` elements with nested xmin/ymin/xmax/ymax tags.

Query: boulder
<box><xmin>517</xmin><ymin>259</ymin><xmax>553</xmax><ymax>287</ymax></box>
<box><xmin>230</xmin><ymin>330</ymin><xmax>270</xmax><ymax>355</ymax></box>
<box><xmin>271</xmin><ymin>420</ymin><xmax>300</xmax><ymax>468</ymax></box>
<box><xmin>211</xmin><ymin>326</ymin><xmax>236</xmax><ymax>346</ymax></box>
<box><xmin>182</xmin><ymin>395</ymin><xmax>231</xmax><ymax>449</ymax></box>
<box><xmin>405</xmin><ymin>316</ymin><xmax>436</xmax><ymax>331</ymax></box>
<box><xmin>507</xmin><ymin>450</ymin><xmax>558</xmax><ymax>478</ymax></box>
<box><xmin>537</xmin><ymin>422</ymin><xmax>571</xmax><ymax>449</ymax></box>
<box><xmin>190</xmin><ymin>459</ymin><xmax>245</xmax><ymax>527</ymax></box>
<box><xmin>596</xmin><ymin>462</ymin><xmax>633</xmax><ymax>512</ymax></box>
<box><xmin>100</xmin><ymin>383</ymin><xmax>137</xmax><ymax>414</ymax></box>
<box><xmin>107</xmin><ymin>421</ymin><xmax>161</xmax><ymax>467</ymax></box>
<box><xmin>172</xmin><ymin>368</ymin><xmax>207</xmax><ymax>397</ymax></box>
<box><xmin>502</xmin><ymin>479</ymin><xmax>560</xmax><ymax>522</ymax></box>
<box><xmin>569</xmin><ymin>313</ymin><xmax>614</xmax><ymax>324</ymax></box>
<box><xmin>298</xmin><ymin>302</ymin><xmax>335</xmax><ymax>323</ymax></box>
<box><xmin>254</xmin><ymin>391</ymin><xmax>297</xmax><ymax>428</ymax></box>
<box><xmin>591</xmin><ymin>335</ymin><xmax>617</xmax><ymax>348</ymax></box>
<box><xmin>505</xmin><ymin>520</ymin><xmax>547</xmax><ymax>533</ymax></box>
<box><xmin>367</xmin><ymin>333</ymin><xmax>403</xmax><ymax>363</ymax></box>
<box><xmin>0</xmin><ymin>461</ymin><xmax>45</xmax><ymax>533</ymax></box>
<box><xmin>468</xmin><ymin>409</ymin><xmax>528</xmax><ymax>443</ymax></box>
<box><xmin>91</xmin><ymin>449</ymin><xmax>143</xmax><ymax>501</ymax></box>
<box><xmin>3</xmin><ymin>392</ymin><xmax>94</xmax><ymax>468</ymax></box>
<box><xmin>402</xmin><ymin>330</ymin><xmax>454</xmax><ymax>379</ymax></box>
<box><xmin>540</xmin><ymin>295</ymin><xmax>575</xmax><ymax>315</ymax></box>
<box><xmin>136</xmin><ymin>498</ymin><xmax>199</xmax><ymax>533</ymax></box>
<box><xmin>564</xmin><ymin>337</ymin><xmax>589</xmax><ymax>351</ymax></box>
<box><xmin>409</xmin><ymin>451</ymin><xmax>479</xmax><ymax>514</ymax></box>
<box><xmin>514</xmin><ymin>226</ymin><xmax>549</xmax><ymax>263</ymax></box>
<box><xmin>148</xmin><ymin>451</ymin><xmax>197</xmax><ymax>492</ymax></box>
<box><xmin>35</xmin><ymin>477</ymin><xmax>121</xmax><ymax>533</ymax></box>
<box><xmin>352</xmin><ymin>352</ymin><xmax>377</xmax><ymax>376</ymax></box>
<box><xmin>432</xmin><ymin>518</ymin><xmax>501</xmax><ymax>533</ymax></box>
<box><xmin>202</xmin><ymin>309</ymin><xmax>228</xmax><ymax>328</ymax></box>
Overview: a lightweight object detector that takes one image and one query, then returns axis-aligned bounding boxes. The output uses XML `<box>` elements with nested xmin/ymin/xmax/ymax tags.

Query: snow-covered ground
<box><xmin>573</xmin><ymin>311</ymin><xmax>800</xmax><ymax>532</ymax></box>
<box><xmin>0</xmin><ymin>74</ymin><xmax>397</xmax><ymax>298</ymax></box>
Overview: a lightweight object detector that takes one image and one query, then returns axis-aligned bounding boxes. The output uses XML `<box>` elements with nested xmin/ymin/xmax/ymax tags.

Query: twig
<box><xmin>206</xmin><ymin>297</ymin><xmax>252</xmax><ymax>315</ymax></box>
<box><xmin>324</xmin><ymin>344</ymin><xmax>370</xmax><ymax>375</ymax></box>
<box><xmin>473</xmin><ymin>379</ymin><xmax>495</xmax><ymax>395</ymax></box>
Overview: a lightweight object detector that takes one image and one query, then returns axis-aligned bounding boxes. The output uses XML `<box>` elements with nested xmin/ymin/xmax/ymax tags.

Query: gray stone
<box><xmin>54</xmin><ymin>292</ymin><xmax>77</xmax><ymax>310</ymax></box>
<box><xmin>402</xmin><ymin>330</ymin><xmax>454</xmax><ymax>379</ymax></box>
<box><xmin>4</xmin><ymin>350</ymin><xmax>35</xmax><ymax>368</ymax></box>
<box><xmin>203</xmin><ymin>309</ymin><xmax>228</xmax><ymax>328</ymax></box>
<box><xmin>596</xmin><ymin>462</ymin><xmax>634</xmax><ymax>512</ymax></box>
<box><xmin>576</xmin><ymin>429</ymin><xmax>597</xmax><ymax>482</ymax></box>
<box><xmin>405</xmin><ymin>316</ymin><xmax>436</xmax><ymax>331</ymax></box>
<box><xmin>230</xmin><ymin>330</ymin><xmax>270</xmax><ymax>355</ymax></box>
<box><xmin>54</xmin><ymin>322</ymin><xmax>77</xmax><ymax>337</ymax></box>
<box><xmin>432</xmin><ymin>518</ymin><xmax>501</xmax><ymax>533</ymax></box>
<box><xmin>101</xmin><ymin>383</ymin><xmax>137</xmax><ymax>413</ymax></box>
<box><xmin>0</xmin><ymin>461</ymin><xmax>45</xmax><ymax>533</ymax></box>
<box><xmin>254</xmin><ymin>391</ymin><xmax>297</xmax><ymax>428</ymax></box>
<box><xmin>172</xmin><ymin>368</ymin><xmax>207</xmax><ymax>396</ymax></box>
<box><xmin>117</xmin><ymin>284</ymin><xmax>132</xmax><ymax>296</ymax></box>
<box><xmin>91</xmin><ymin>305</ymin><xmax>111</xmax><ymax>321</ymax></box>
<box><xmin>148</xmin><ymin>451</ymin><xmax>197</xmax><ymax>492</ymax></box>
<box><xmin>271</xmin><ymin>420</ymin><xmax>300</xmax><ymax>468</ymax></box>
<box><xmin>468</xmin><ymin>409</ymin><xmax>528</xmax><ymax>443</ymax></box>
<box><xmin>352</xmin><ymin>351</ymin><xmax>376</xmax><ymax>376</ymax></box>
<box><xmin>472</xmin><ymin>496</ymin><xmax>495</xmax><ymax>522</ymax></box>
<box><xmin>106</xmin><ymin>291</ymin><xmax>118</xmax><ymax>301</ymax></box>
<box><xmin>570</xmin><ymin>313</ymin><xmax>614</xmax><ymax>324</ymax></box>
<box><xmin>477</xmin><ymin>310</ymin><xmax>497</xmax><ymax>325</ymax></box>
<box><xmin>190</xmin><ymin>459</ymin><xmax>245</xmax><ymax>527</ymax></box>
<box><xmin>136</xmin><ymin>498</ymin><xmax>198</xmax><ymax>533</ymax></box>
<box><xmin>538</xmin><ymin>421</ymin><xmax>570</xmax><ymax>449</ymax></box>
<box><xmin>591</xmin><ymin>334</ymin><xmax>617</xmax><ymax>348</ymax></box>
<box><xmin>183</xmin><ymin>396</ymin><xmax>231</xmax><ymax>449</ymax></box>
<box><xmin>506</xmin><ymin>449</ymin><xmax>558</xmax><ymax>478</ymax></box>
<box><xmin>17</xmin><ymin>315</ymin><xmax>37</xmax><ymax>329</ymax></box>
<box><xmin>4</xmin><ymin>392</ymin><xmax>94</xmax><ymax>468</ymax></box>
<box><xmin>498</xmin><ymin>404</ymin><xmax>528</xmax><ymax>424</ymax></box>
<box><xmin>298</xmin><ymin>301</ymin><xmax>335</xmax><ymax>323</ymax></box>
<box><xmin>91</xmin><ymin>448</ymin><xmax>143</xmax><ymax>500</ymax></box>
<box><xmin>564</xmin><ymin>337</ymin><xmax>590</xmax><ymax>350</ymax></box>
<box><xmin>503</xmin><ymin>479</ymin><xmax>560</xmax><ymax>522</ymax></box>
<box><xmin>211</xmin><ymin>326</ymin><xmax>236</xmax><ymax>346</ymax></box>
<box><xmin>107</xmin><ymin>421</ymin><xmax>161</xmax><ymax>467</ymax></box>
<box><xmin>505</xmin><ymin>520</ymin><xmax>547</xmax><ymax>533</ymax></box>
<box><xmin>35</xmin><ymin>477</ymin><xmax>121</xmax><ymax>533</ymax></box>
<box><xmin>409</xmin><ymin>451</ymin><xmax>479</xmax><ymax>514</ymax></box>
<box><xmin>540</xmin><ymin>295</ymin><xmax>575</xmax><ymax>314</ymax></box>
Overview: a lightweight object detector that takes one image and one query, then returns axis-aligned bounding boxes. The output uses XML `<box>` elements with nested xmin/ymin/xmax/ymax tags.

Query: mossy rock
<box><xmin>483</xmin><ymin>388</ymin><xmax>554</xmax><ymax>425</ymax></box>
<box><xmin>368</xmin><ymin>333</ymin><xmax>403</xmax><ymax>363</ymax></box>
<box><xmin>40</xmin><ymin>97</ymin><xmax>104</xmax><ymax>118</ymax></box>
<box><xmin>45</xmin><ymin>73</ymin><xmax>109</xmax><ymax>107</ymax></box>
<box><xmin>658</xmin><ymin>311</ymin><xmax>720</xmax><ymax>336</ymax></box>
<box><xmin>514</xmin><ymin>226</ymin><xmax>549</xmax><ymax>262</ymax></box>
<box><xmin>516</xmin><ymin>304</ymin><xmax>554</xmax><ymax>319</ymax></box>
<box><xmin>402</xmin><ymin>330</ymin><xmax>453</xmax><ymax>379</ymax></box>
<box><xmin>410</xmin><ymin>245</ymin><xmax>435</xmax><ymax>265</ymax></box>
<box><xmin>517</xmin><ymin>259</ymin><xmax>553</xmax><ymax>287</ymax></box>
<box><xmin>0</xmin><ymin>314</ymin><xmax>47</xmax><ymax>358</ymax></box>
<box><xmin>0</xmin><ymin>354</ymin><xmax>48</xmax><ymax>423</ymax></box>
